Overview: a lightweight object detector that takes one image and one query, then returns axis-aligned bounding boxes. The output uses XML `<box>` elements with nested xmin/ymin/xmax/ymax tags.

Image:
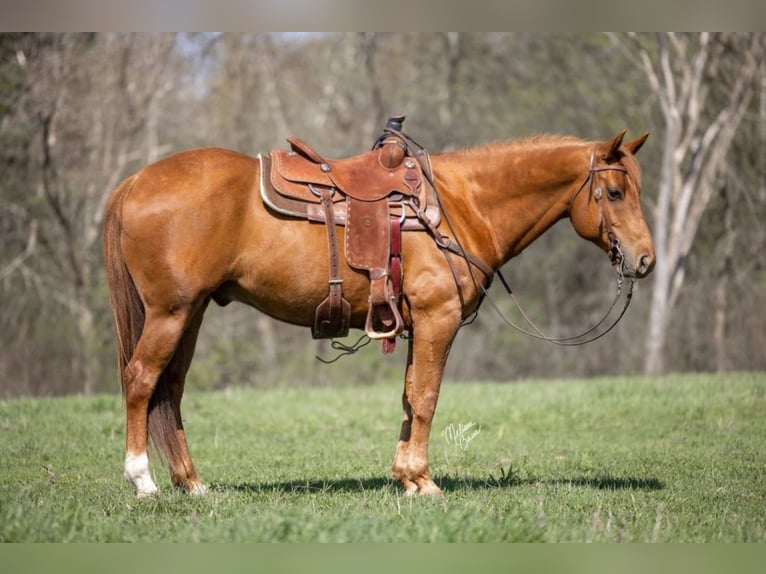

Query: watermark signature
<box><xmin>443</xmin><ymin>421</ymin><xmax>481</xmax><ymax>451</ymax></box>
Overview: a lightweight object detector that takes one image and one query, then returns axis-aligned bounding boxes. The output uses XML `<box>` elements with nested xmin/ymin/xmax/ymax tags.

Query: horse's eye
<box><xmin>607</xmin><ymin>187</ymin><xmax>624</xmax><ymax>201</ymax></box>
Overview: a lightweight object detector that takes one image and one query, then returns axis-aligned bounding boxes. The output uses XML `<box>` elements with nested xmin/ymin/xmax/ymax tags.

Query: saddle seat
<box><xmin>259</xmin><ymin>130</ymin><xmax>440</xmax><ymax>346</ymax></box>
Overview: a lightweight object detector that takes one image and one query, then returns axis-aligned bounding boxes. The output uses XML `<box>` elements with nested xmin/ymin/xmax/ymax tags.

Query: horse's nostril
<box><xmin>638</xmin><ymin>254</ymin><xmax>652</xmax><ymax>276</ymax></box>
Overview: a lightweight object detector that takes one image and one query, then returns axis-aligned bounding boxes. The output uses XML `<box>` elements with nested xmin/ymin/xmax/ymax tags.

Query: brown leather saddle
<box><xmin>258</xmin><ymin>117</ymin><xmax>440</xmax><ymax>349</ymax></box>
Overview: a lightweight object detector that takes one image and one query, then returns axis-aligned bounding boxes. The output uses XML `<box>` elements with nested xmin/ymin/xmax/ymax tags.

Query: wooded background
<box><xmin>1</xmin><ymin>33</ymin><xmax>764</xmax><ymax>397</ymax></box>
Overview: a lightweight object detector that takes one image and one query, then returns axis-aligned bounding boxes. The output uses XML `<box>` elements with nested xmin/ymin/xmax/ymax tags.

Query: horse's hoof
<box><xmin>400</xmin><ymin>479</ymin><xmax>419</xmax><ymax>496</ymax></box>
<box><xmin>419</xmin><ymin>485</ymin><xmax>445</xmax><ymax>499</ymax></box>
<box><xmin>135</xmin><ymin>485</ymin><xmax>159</xmax><ymax>499</ymax></box>
<box><xmin>187</xmin><ymin>482</ymin><xmax>208</xmax><ymax>496</ymax></box>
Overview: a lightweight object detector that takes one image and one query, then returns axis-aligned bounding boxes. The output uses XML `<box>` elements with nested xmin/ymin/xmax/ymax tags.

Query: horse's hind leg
<box><xmin>123</xmin><ymin>308</ymin><xmax>190</xmax><ymax>497</ymax></box>
<box><xmin>159</xmin><ymin>300</ymin><xmax>209</xmax><ymax>495</ymax></box>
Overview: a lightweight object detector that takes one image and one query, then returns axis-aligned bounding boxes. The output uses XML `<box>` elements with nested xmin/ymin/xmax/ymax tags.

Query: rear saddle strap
<box><xmin>312</xmin><ymin>185</ymin><xmax>351</xmax><ymax>339</ymax></box>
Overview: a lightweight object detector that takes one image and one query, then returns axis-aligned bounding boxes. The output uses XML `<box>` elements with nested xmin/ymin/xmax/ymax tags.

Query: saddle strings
<box><xmin>315</xmin><ymin>333</ymin><xmax>373</xmax><ymax>364</ymax></box>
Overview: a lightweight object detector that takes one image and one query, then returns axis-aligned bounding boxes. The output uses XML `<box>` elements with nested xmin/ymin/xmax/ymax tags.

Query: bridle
<box><xmin>569</xmin><ymin>150</ymin><xmax>631</xmax><ymax>276</ymax></box>
<box><xmin>317</xmin><ymin>142</ymin><xmax>638</xmax><ymax>362</ymax></box>
<box><xmin>448</xmin><ymin>146</ymin><xmax>637</xmax><ymax>347</ymax></box>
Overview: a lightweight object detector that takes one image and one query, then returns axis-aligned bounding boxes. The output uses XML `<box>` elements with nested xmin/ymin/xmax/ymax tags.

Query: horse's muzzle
<box><xmin>619</xmin><ymin>251</ymin><xmax>655</xmax><ymax>279</ymax></box>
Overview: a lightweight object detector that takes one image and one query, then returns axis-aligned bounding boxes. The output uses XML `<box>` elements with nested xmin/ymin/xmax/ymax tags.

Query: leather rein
<box><xmin>426</xmin><ymin>146</ymin><xmax>636</xmax><ymax>347</ymax></box>
<box><xmin>319</xmin><ymin>136</ymin><xmax>636</xmax><ymax>361</ymax></box>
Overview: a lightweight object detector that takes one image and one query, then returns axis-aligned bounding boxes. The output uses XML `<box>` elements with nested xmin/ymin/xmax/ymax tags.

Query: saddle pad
<box><xmin>260</xmin><ymin>154</ymin><xmax>325</xmax><ymax>217</ymax></box>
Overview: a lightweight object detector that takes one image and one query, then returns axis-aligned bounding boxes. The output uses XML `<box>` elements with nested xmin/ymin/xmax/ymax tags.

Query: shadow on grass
<box><xmin>563</xmin><ymin>476</ymin><xmax>664</xmax><ymax>490</ymax></box>
<box><xmin>214</xmin><ymin>474</ymin><xmax>664</xmax><ymax>494</ymax></box>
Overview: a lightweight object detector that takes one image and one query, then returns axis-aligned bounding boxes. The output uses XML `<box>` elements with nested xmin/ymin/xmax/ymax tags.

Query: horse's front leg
<box><xmin>392</xmin><ymin>312</ymin><xmax>460</xmax><ymax>496</ymax></box>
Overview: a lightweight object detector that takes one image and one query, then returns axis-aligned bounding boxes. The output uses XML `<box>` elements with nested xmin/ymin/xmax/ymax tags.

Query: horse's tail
<box><xmin>103</xmin><ymin>175</ymin><xmax>144</xmax><ymax>396</ymax></box>
<box><xmin>103</xmin><ymin>176</ymin><xmax>183</xmax><ymax>466</ymax></box>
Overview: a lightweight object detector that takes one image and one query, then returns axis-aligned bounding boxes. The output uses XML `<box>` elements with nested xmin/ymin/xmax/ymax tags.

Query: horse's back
<box><xmin>121</xmin><ymin>147</ymin><xmax>259</xmax><ymax>228</ymax></box>
<box><xmin>125</xmin><ymin>147</ymin><xmax>258</xmax><ymax>206</ymax></box>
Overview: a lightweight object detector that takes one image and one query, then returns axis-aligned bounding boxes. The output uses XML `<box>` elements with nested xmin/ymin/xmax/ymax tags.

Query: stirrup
<box><xmin>364</xmin><ymin>298</ymin><xmax>404</xmax><ymax>340</ymax></box>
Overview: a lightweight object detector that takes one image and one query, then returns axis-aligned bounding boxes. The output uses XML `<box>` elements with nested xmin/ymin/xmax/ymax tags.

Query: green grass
<box><xmin>0</xmin><ymin>373</ymin><xmax>764</xmax><ymax>542</ymax></box>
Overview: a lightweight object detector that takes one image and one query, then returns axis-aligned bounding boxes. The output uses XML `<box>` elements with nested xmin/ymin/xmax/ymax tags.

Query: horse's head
<box><xmin>569</xmin><ymin>131</ymin><xmax>655</xmax><ymax>279</ymax></box>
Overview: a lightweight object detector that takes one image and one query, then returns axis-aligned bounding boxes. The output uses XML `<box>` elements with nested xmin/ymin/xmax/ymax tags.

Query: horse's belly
<box><xmin>222</xmin><ymin>225</ymin><xmax>373</xmax><ymax>328</ymax></box>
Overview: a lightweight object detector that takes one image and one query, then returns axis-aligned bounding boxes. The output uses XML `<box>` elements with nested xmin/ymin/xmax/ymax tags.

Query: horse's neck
<box><xmin>434</xmin><ymin>142</ymin><xmax>588</xmax><ymax>268</ymax></box>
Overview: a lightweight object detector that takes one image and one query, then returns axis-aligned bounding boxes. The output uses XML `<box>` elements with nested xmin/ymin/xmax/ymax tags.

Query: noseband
<box><xmin>569</xmin><ymin>150</ymin><xmax>631</xmax><ymax>274</ymax></box>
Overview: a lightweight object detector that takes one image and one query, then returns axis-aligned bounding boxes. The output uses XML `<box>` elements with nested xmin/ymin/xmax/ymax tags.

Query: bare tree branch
<box><xmin>630</xmin><ymin>32</ymin><xmax>766</xmax><ymax>373</ymax></box>
<box><xmin>0</xmin><ymin>220</ymin><xmax>37</xmax><ymax>282</ymax></box>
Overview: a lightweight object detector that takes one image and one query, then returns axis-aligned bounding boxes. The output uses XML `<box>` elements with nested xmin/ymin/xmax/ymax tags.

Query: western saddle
<box><xmin>258</xmin><ymin>116</ymin><xmax>441</xmax><ymax>352</ymax></box>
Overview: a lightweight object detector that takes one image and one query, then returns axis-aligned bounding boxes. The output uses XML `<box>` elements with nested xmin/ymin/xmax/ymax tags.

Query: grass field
<box><xmin>0</xmin><ymin>372</ymin><xmax>764</xmax><ymax>542</ymax></box>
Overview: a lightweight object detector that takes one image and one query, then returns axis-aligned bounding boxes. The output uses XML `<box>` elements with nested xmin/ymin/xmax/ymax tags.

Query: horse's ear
<box><xmin>600</xmin><ymin>131</ymin><xmax>627</xmax><ymax>162</ymax></box>
<box><xmin>624</xmin><ymin>132</ymin><xmax>649</xmax><ymax>155</ymax></box>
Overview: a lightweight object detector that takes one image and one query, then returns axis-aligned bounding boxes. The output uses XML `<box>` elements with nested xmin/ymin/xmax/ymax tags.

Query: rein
<box><xmin>316</xmin><ymin>138</ymin><xmax>636</xmax><ymax>362</ymax></box>
<box><xmin>484</xmin><ymin>270</ymin><xmax>634</xmax><ymax>346</ymax></box>
<box><xmin>431</xmin><ymin>146</ymin><xmax>636</xmax><ymax>347</ymax></box>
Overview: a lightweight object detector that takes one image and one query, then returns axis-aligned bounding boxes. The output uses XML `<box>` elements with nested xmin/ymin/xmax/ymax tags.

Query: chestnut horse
<box><xmin>103</xmin><ymin>131</ymin><xmax>654</xmax><ymax>497</ymax></box>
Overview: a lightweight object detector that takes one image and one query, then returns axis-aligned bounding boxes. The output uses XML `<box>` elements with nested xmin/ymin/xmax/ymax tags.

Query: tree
<box><xmin>2</xmin><ymin>33</ymin><xmax>763</xmax><ymax>397</ymax></box>
<box><xmin>0</xmin><ymin>33</ymin><xmax>180</xmax><ymax>394</ymax></box>
<box><xmin>608</xmin><ymin>32</ymin><xmax>766</xmax><ymax>374</ymax></box>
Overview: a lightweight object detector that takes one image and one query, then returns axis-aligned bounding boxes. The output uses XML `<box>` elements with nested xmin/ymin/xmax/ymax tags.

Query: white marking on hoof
<box><xmin>403</xmin><ymin>482</ymin><xmax>419</xmax><ymax>496</ymax></box>
<box><xmin>421</xmin><ymin>489</ymin><xmax>445</xmax><ymax>500</ymax></box>
<box><xmin>419</xmin><ymin>483</ymin><xmax>444</xmax><ymax>498</ymax></box>
<box><xmin>188</xmin><ymin>482</ymin><xmax>208</xmax><ymax>497</ymax></box>
<box><xmin>125</xmin><ymin>452</ymin><xmax>158</xmax><ymax>497</ymax></box>
<box><xmin>135</xmin><ymin>486</ymin><xmax>158</xmax><ymax>499</ymax></box>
